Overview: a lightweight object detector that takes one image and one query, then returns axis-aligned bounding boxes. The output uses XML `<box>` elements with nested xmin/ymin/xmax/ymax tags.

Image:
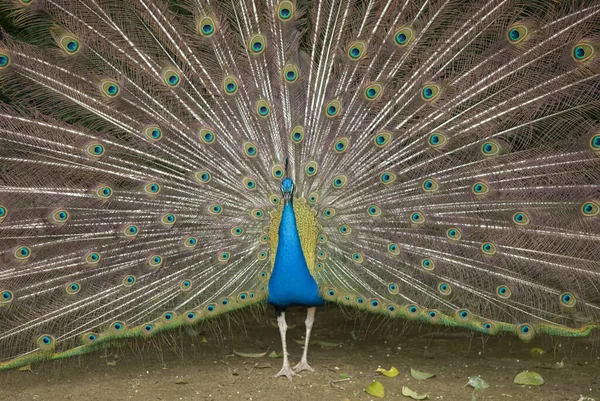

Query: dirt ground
<box><xmin>0</xmin><ymin>306</ymin><xmax>599</xmax><ymax>401</ymax></box>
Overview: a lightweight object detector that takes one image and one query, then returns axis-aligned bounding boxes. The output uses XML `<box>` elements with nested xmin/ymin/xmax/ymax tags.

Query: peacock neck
<box><xmin>267</xmin><ymin>199</ymin><xmax>324</xmax><ymax>308</ymax></box>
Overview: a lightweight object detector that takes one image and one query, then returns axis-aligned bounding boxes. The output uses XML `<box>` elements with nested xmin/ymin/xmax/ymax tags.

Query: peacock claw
<box><xmin>274</xmin><ymin>364</ymin><xmax>299</xmax><ymax>380</ymax></box>
<box><xmin>293</xmin><ymin>360</ymin><xmax>314</xmax><ymax>372</ymax></box>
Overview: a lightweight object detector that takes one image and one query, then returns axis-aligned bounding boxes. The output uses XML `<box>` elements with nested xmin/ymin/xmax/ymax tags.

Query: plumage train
<box><xmin>0</xmin><ymin>0</ymin><xmax>599</xmax><ymax>379</ymax></box>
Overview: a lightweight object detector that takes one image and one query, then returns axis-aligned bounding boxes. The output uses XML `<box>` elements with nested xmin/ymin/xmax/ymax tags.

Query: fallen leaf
<box><xmin>268</xmin><ymin>351</ymin><xmax>283</xmax><ymax>358</ymax></box>
<box><xmin>255</xmin><ymin>363</ymin><xmax>272</xmax><ymax>369</ymax></box>
<box><xmin>466</xmin><ymin>376</ymin><xmax>489</xmax><ymax>389</ymax></box>
<box><xmin>174</xmin><ymin>379</ymin><xmax>188</xmax><ymax>385</ymax></box>
<box><xmin>365</xmin><ymin>381</ymin><xmax>385</xmax><ymax>398</ymax></box>
<box><xmin>233</xmin><ymin>350</ymin><xmax>268</xmax><ymax>358</ymax></box>
<box><xmin>339</xmin><ymin>373</ymin><xmax>353</xmax><ymax>379</ymax></box>
<box><xmin>18</xmin><ymin>365</ymin><xmax>32</xmax><ymax>372</ymax></box>
<box><xmin>106</xmin><ymin>360</ymin><xmax>117</xmax><ymax>367</ymax></box>
<box><xmin>312</xmin><ymin>340</ymin><xmax>342</xmax><ymax>348</ymax></box>
<box><xmin>410</xmin><ymin>367</ymin><xmax>435</xmax><ymax>380</ymax></box>
<box><xmin>402</xmin><ymin>386</ymin><xmax>429</xmax><ymax>399</ymax></box>
<box><xmin>513</xmin><ymin>371</ymin><xmax>544</xmax><ymax>386</ymax></box>
<box><xmin>530</xmin><ymin>348</ymin><xmax>545</xmax><ymax>357</ymax></box>
<box><xmin>376</xmin><ymin>366</ymin><xmax>399</xmax><ymax>377</ymax></box>
<box><xmin>200</xmin><ymin>337</ymin><xmax>208</xmax><ymax>343</ymax></box>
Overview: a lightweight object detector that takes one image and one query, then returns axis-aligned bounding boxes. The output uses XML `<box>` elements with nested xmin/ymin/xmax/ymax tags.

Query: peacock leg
<box><xmin>293</xmin><ymin>307</ymin><xmax>315</xmax><ymax>372</ymax></box>
<box><xmin>274</xmin><ymin>308</ymin><xmax>297</xmax><ymax>379</ymax></box>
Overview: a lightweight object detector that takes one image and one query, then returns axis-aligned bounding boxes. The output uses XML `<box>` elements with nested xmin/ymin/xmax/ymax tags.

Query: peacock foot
<box><xmin>293</xmin><ymin>360</ymin><xmax>314</xmax><ymax>372</ymax></box>
<box><xmin>274</xmin><ymin>363</ymin><xmax>299</xmax><ymax>380</ymax></box>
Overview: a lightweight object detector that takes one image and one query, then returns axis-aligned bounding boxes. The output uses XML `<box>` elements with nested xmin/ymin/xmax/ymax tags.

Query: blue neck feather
<box><xmin>267</xmin><ymin>199</ymin><xmax>324</xmax><ymax>308</ymax></box>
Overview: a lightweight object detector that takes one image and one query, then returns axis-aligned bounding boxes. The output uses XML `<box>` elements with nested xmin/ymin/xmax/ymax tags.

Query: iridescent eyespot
<box><xmin>148</xmin><ymin>255</ymin><xmax>163</xmax><ymax>268</ymax></box>
<box><xmin>308</xmin><ymin>192</ymin><xmax>318</xmax><ymax>204</ymax></box>
<box><xmin>161</xmin><ymin>213</ymin><xmax>176</xmax><ymax>227</ymax></box>
<box><xmin>394</xmin><ymin>26</ymin><xmax>414</xmax><ymax>46</ymax></box>
<box><xmin>206</xmin><ymin>304</ymin><xmax>216</xmax><ymax>312</ymax></box>
<box><xmin>572</xmin><ymin>42</ymin><xmax>595</xmax><ymax>63</ymax></box>
<box><xmin>332</xmin><ymin>175</ymin><xmax>347</xmax><ymax>188</ymax></box>
<box><xmin>50</xmin><ymin>209</ymin><xmax>69</xmax><ymax>224</ymax></box>
<box><xmin>199</xmin><ymin>127</ymin><xmax>216</xmax><ymax>145</ymax></box>
<box><xmin>1</xmin><ymin>290</ymin><xmax>13</xmax><ymax>304</ymax></box>
<box><xmin>388</xmin><ymin>243</ymin><xmax>400</xmax><ymax>255</ymax></box>
<box><xmin>162</xmin><ymin>311</ymin><xmax>175</xmax><ymax>321</ymax></box>
<box><xmin>581</xmin><ymin>200</ymin><xmax>599</xmax><ymax>217</ymax></box>
<box><xmin>291</xmin><ymin>126</ymin><xmax>305</xmax><ymax>143</ymax></box>
<box><xmin>369</xmin><ymin>299</ymin><xmax>380</xmax><ymax>309</ymax></box>
<box><xmin>256</xmin><ymin>99</ymin><xmax>270</xmax><ymax>117</ymax></box>
<box><xmin>319</xmin><ymin>234</ymin><xmax>327</xmax><ymax>244</ymax></box>
<box><xmin>591</xmin><ymin>134</ymin><xmax>600</xmax><ymax>151</ymax></box>
<box><xmin>446</xmin><ymin>227</ymin><xmax>461</xmax><ymax>240</ymax></box>
<box><xmin>317</xmin><ymin>250</ymin><xmax>328</xmax><ymax>260</ymax></box>
<box><xmin>259</xmin><ymin>234</ymin><xmax>268</xmax><ymax>244</ymax></box>
<box><xmin>243</xmin><ymin>177</ymin><xmax>257</xmax><ymax>191</ymax></box>
<box><xmin>388</xmin><ymin>283</ymin><xmax>399</xmax><ymax>294</ymax></box>
<box><xmin>95</xmin><ymin>185</ymin><xmax>113</xmax><ymax>200</ymax></box>
<box><xmin>143</xmin><ymin>125</ymin><xmax>162</xmax><ymax>141</ymax></box>
<box><xmin>422</xmin><ymin>178</ymin><xmax>439</xmax><ymax>192</ymax></box>
<box><xmin>315</xmin><ymin>262</ymin><xmax>325</xmax><ymax>272</ymax></box>
<box><xmin>421</xmin><ymin>83</ymin><xmax>440</xmax><ymax>101</ymax></box>
<box><xmin>0</xmin><ymin>205</ymin><xmax>7</xmax><ymax>221</ymax></box>
<box><xmin>85</xmin><ymin>143</ymin><xmax>105</xmax><ymax>158</ymax></box>
<box><xmin>380</xmin><ymin>171</ymin><xmax>396</xmax><ymax>185</ymax></box>
<box><xmin>406</xmin><ymin>304</ymin><xmax>420</xmax><ymax>317</ymax></box>
<box><xmin>123</xmin><ymin>275</ymin><xmax>136</xmax><ymax>287</ymax></box>
<box><xmin>305</xmin><ymin>161</ymin><xmax>318</xmax><ymax>176</ymax></box>
<box><xmin>428</xmin><ymin>132</ymin><xmax>447</xmax><ymax>148</ymax></box>
<box><xmin>15</xmin><ymin>246</ymin><xmax>31</xmax><ymax>260</ymax></box>
<box><xmin>325</xmin><ymin>99</ymin><xmax>342</xmax><ymax>117</ymax></box>
<box><xmin>180</xmin><ymin>279</ymin><xmax>192</xmax><ymax>291</ymax></box>
<box><xmin>559</xmin><ymin>292</ymin><xmax>576</xmax><ymax>307</ymax></box>
<box><xmin>100</xmin><ymin>79</ymin><xmax>120</xmax><ymax>98</ymax></box>
<box><xmin>142</xmin><ymin>324</ymin><xmax>154</xmax><ymax>334</ymax></box>
<box><xmin>82</xmin><ymin>332</ymin><xmax>98</xmax><ymax>345</ymax></box>
<box><xmin>456</xmin><ymin>309</ymin><xmax>471</xmax><ymax>322</ymax></box>
<box><xmin>144</xmin><ymin>182</ymin><xmax>161</xmax><ymax>195</ymax></box>
<box><xmin>472</xmin><ymin>181</ymin><xmax>490</xmax><ymax>196</ymax></box>
<box><xmin>277</xmin><ymin>1</ymin><xmax>294</xmax><ymax>20</ymax></box>
<box><xmin>258</xmin><ymin>271</ymin><xmax>269</xmax><ymax>280</ymax></box>
<box><xmin>37</xmin><ymin>335</ymin><xmax>56</xmax><ymax>350</ymax></box>
<box><xmin>197</xmin><ymin>16</ymin><xmax>217</xmax><ymax>37</ymax></box>
<box><xmin>257</xmin><ymin>251</ymin><xmax>268</xmax><ymax>260</ymax></box>
<box><xmin>410</xmin><ymin>212</ymin><xmax>424</xmax><ymax>224</ymax></box>
<box><xmin>325</xmin><ymin>289</ymin><xmax>336</xmax><ymax>298</ymax></box>
<box><xmin>123</xmin><ymin>225</ymin><xmax>138</xmax><ymax>237</ymax></box>
<box><xmin>512</xmin><ymin>211</ymin><xmax>530</xmax><ymax>226</ymax></box>
<box><xmin>272</xmin><ymin>164</ymin><xmax>284</xmax><ymax>179</ymax></box>
<box><xmin>339</xmin><ymin>225</ymin><xmax>351</xmax><ymax>235</ymax></box>
<box><xmin>481</xmin><ymin>242</ymin><xmax>497</xmax><ymax>255</ymax></box>
<box><xmin>333</xmin><ymin>138</ymin><xmax>349</xmax><ymax>153</ymax></box>
<box><xmin>364</xmin><ymin>82</ymin><xmax>383</xmax><ymax>101</ymax></box>
<box><xmin>223</xmin><ymin>75</ymin><xmax>239</xmax><ymax>95</ymax></box>
<box><xmin>248</xmin><ymin>33</ymin><xmax>267</xmax><ymax>55</ymax></box>
<box><xmin>162</xmin><ymin>67</ymin><xmax>181</xmax><ymax>87</ymax></box>
<box><xmin>111</xmin><ymin>321</ymin><xmax>125</xmax><ymax>333</ymax></box>
<box><xmin>374</xmin><ymin>131</ymin><xmax>391</xmax><ymax>148</ymax></box>
<box><xmin>85</xmin><ymin>252</ymin><xmax>101</xmax><ymax>264</ymax></box>
<box><xmin>184</xmin><ymin>236</ymin><xmax>197</xmax><ymax>248</ymax></box>
<box><xmin>437</xmin><ymin>282</ymin><xmax>452</xmax><ymax>295</ymax></box>
<box><xmin>347</xmin><ymin>40</ymin><xmax>367</xmax><ymax>60</ymax></box>
<box><xmin>218</xmin><ymin>252</ymin><xmax>230</xmax><ymax>262</ymax></box>
<box><xmin>283</xmin><ymin>63</ymin><xmax>299</xmax><ymax>82</ymax></box>
<box><xmin>194</xmin><ymin>170</ymin><xmax>211</xmax><ymax>184</ymax></box>
<box><xmin>0</xmin><ymin>52</ymin><xmax>10</xmax><ymax>69</ymax></box>
<box><xmin>421</xmin><ymin>258</ymin><xmax>434</xmax><ymax>271</ymax></box>
<box><xmin>352</xmin><ymin>253</ymin><xmax>363</xmax><ymax>263</ymax></box>
<box><xmin>481</xmin><ymin>321</ymin><xmax>497</xmax><ymax>334</ymax></box>
<box><xmin>59</xmin><ymin>35</ymin><xmax>80</xmax><ymax>55</ymax></box>
<box><xmin>208</xmin><ymin>204</ymin><xmax>222</xmax><ymax>215</ymax></box>
<box><xmin>232</xmin><ymin>226</ymin><xmax>244</xmax><ymax>236</ymax></box>
<box><xmin>244</xmin><ymin>142</ymin><xmax>258</xmax><ymax>157</ymax></box>
<box><xmin>517</xmin><ymin>324</ymin><xmax>535</xmax><ymax>341</ymax></box>
<box><xmin>427</xmin><ymin>310</ymin><xmax>439</xmax><ymax>321</ymax></box>
<box><xmin>269</xmin><ymin>194</ymin><xmax>280</xmax><ymax>205</ymax></box>
<box><xmin>367</xmin><ymin>205</ymin><xmax>381</xmax><ymax>216</ymax></box>
<box><xmin>252</xmin><ymin>209</ymin><xmax>264</xmax><ymax>219</ymax></box>
<box><xmin>496</xmin><ymin>285</ymin><xmax>511</xmax><ymax>299</ymax></box>
<box><xmin>61</xmin><ymin>285</ymin><xmax>82</xmax><ymax>303</ymax></box>
<box><xmin>507</xmin><ymin>25</ymin><xmax>528</xmax><ymax>44</ymax></box>
<box><xmin>481</xmin><ymin>140</ymin><xmax>501</xmax><ymax>156</ymax></box>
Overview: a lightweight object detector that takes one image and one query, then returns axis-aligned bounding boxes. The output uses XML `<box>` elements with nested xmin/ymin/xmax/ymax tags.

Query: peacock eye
<box><xmin>347</xmin><ymin>40</ymin><xmax>367</xmax><ymax>60</ymax></box>
<box><xmin>100</xmin><ymin>80</ymin><xmax>120</xmax><ymax>98</ymax></box>
<box><xmin>333</xmin><ymin>138</ymin><xmax>349</xmax><ymax>153</ymax></box>
<box><xmin>249</xmin><ymin>34</ymin><xmax>267</xmax><ymax>54</ymax></box>
<box><xmin>507</xmin><ymin>25</ymin><xmax>529</xmax><ymax>44</ymax></box>
<box><xmin>223</xmin><ymin>75</ymin><xmax>239</xmax><ymax>95</ymax></box>
<box><xmin>162</xmin><ymin>67</ymin><xmax>181</xmax><ymax>87</ymax></box>
<box><xmin>572</xmin><ymin>43</ymin><xmax>595</xmax><ymax>63</ymax></box>
<box><xmin>59</xmin><ymin>35</ymin><xmax>80</xmax><ymax>55</ymax></box>
<box><xmin>0</xmin><ymin>52</ymin><xmax>10</xmax><ymax>68</ymax></box>
<box><xmin>197</xmin><ymin>16</ymin><xmax>217</xmax><ymax>37</ymax></box>
<box><xmin>305</xmin><ymin>161</ymin><xmax>318</xmax><ymax>176</ymax></box>
<box><xmin>324</xmin><ymin>99</ymin><xmax>342</xmax><ymax>117</ymax></box>
<box><xmin>291</xmin><ymin>126</ymin><xmax>305</xmax><ymax>143</ymax></box>
<box><xmin>363</xmin><ymin>82</ymin><xmax>383</xmax><ymax>101</ymax></box>
<box><xmin>421</xmin><ymin>83</ymin><xmax>441</xmax><ymax>101</ymax></box>
<box><xmin>283</xmin><ymin>64</ymin><xmax>299</xmax><ymax>83</ymax></box>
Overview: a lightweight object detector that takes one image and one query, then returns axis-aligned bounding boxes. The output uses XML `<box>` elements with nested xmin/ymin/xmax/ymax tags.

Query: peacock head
<box><xmin>281</xmin><ymin>177</ymin><xmax>294</xmax><ymax>204</ymax></box>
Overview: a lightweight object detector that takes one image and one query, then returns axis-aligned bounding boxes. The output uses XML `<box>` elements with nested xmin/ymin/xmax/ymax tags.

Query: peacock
<box><xmin>0</xmin><ymin>0</ymin><xmax>599</xmax><ymax>382</ymax></box>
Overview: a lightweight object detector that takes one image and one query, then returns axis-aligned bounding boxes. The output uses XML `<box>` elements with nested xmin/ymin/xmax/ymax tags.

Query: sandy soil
<box><xmin>1</xmin><ymin>307</ymin><xmax>599</xmax><ymax>401</ymax></box>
